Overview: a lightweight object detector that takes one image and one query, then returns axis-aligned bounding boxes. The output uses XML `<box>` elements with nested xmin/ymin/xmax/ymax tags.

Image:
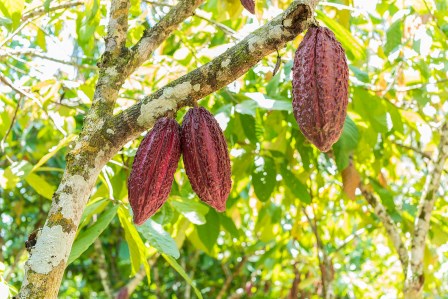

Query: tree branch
<box><xmin>21</xmin><ymin>1</ymin><xmax>84</xmax><ymax>21</ymax></box>
<box><xmin>360</xmin><ymin>184</ymin><xmax>409</xmax><ymax>273</ymax></box>
<box><xmin>94</xmin><ymin>239</ymin><xmax>114</xmax><ymax>298</ymax></box>
<box><xmin>126</xmin><ymin>0</ymin><xmax>205</xmax><ymax>79</ymax></box>
<box><xmin>111</xmin><ymin>0</ymin><xmax>315</xmax><ymax>145</ymax></box>
<box><xmin>406</xmin><ymin>122</ymin><xmax>448</xmax><ymax>295</ymax></box>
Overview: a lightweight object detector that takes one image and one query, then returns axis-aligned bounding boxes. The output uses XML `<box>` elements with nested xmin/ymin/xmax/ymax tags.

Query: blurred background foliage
<box><xmin>1</xmin><ymin>0</ymin><xmax>448</xmax><ymax>298</ymax></box>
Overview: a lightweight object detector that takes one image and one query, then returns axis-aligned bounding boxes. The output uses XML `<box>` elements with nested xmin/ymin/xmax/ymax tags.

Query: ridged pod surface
<box><xmin>292</xmin><ymin>26</ymin><xmax>349</xmax><ymax>152</ymax></box>
<box><xmin>128</xmin><ymin>117</ymin><xmax>181</xmax><ymax>225</ymax></box>
<box><xmin>240</xmin><ymin>0</ymin><xmax>255</xmax><ymax>14</ymax></box>
<box><xmin>181</xmin><ymin>107</ymin><xmax>232</xmax><ymax>211</ymax></box>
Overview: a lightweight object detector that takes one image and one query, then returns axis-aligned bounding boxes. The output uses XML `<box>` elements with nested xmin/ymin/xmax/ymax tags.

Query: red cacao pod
<box><xmin>292</xmin><ymin>26</ymin><xmax>349</xmax><ymax>152</ymax></box>
<box><xmin>181</xmin><ymin>107</ymin><xmax>232</xmax><ymax>211</ymax></box>
<box><xmin>128</xmin><ymin>117</ymin><xmax>181</xmax><ymax>225</ymax></box>
<box><xmin>240</xmin><ymin>0</ymin><xmax>255</xmax><ymax>14</ymax></box>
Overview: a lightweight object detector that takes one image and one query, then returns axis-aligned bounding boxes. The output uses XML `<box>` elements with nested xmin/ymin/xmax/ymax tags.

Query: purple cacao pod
<box><xmin>292</xmin><ymin>26</ymin><xmax>349</xmax><ymax>152</ymax></box>
<box><xmin>128</xmin><ymin>117</ymin><xmax>181</xmax><ymax>225</ymax></box>
<box><xmin>240</xmin><ymin>0</ymin><xmax>255</xmax><ymax>14</ymax></box>
<box><xmin>181</xmin><ymin>107</ymin><xmax>232</xmax><ymax>212</ymax></box>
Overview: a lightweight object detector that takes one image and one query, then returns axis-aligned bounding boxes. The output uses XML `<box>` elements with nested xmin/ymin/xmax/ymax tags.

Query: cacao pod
<box><xmin>181</xmin><ymin>107</ymin><xmax>232</xmax><ymax>211</ymax></box>
<box><xmin>292</xmin><ymin>26</ymin><xmax>349</xmax><ymax>152</ymax></box>
<box><xmin>128</xmin><ymin>117</ymin><xmax>181</xmax><ymax>225</ymax></box>
<box><xmin>240</xmin><ymin>0</ymin><xmax>255</xmax><ymax>14</ymax></box>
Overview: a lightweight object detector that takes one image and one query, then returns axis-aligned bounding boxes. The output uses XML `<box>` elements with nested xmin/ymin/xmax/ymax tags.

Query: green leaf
<box><xmin>0</xmin><ymin>0</ymin><xmax>24</xmax><ymax>29</ymax></box>
<box><xmin>333</xmin><ymin>116</ymin><xmax>360</xmax><ymax>171</ymax></box>
<box><xmin>117</xmin><ymin>206</ymin><xmax>150</xmax><ymax>281</ymax></box>
<box><xmin>197</xmin><ymin>210</ymin><xmax>220</xmax><ymax>252</ymax></box>
<box><xmin>24</xmin><ymin>173</ymin><xmax>56</xmax><ymax>200</ymax></box>
<box><xmin>79</xmin><ymin>198</ymin><xmax>109</xmax><ymax>228</ymax></box>
<box><xmin>316</xmin><ymin>10</ymin><xmax>365</xmax><ymax>61</ymax></box>
<box><xmin>137</xmin><ymin>219</ymin><xmax>180</xmax><ymax>259</ymax></box>
<box><xmin>252</xmin><ymin>156</ymin><xmax>276</xmax><ymax>202</ymax></box>
<box><xmin>280</xmin><ymin>165</ymin><xmax>311</xmax><ymax>204</ymax></box>
<box><xmin>162</xmin><ymin>254</ymin><xmax>203</xmax><ymax>299</ymax></box>
<box><xmin>68</xmin><ymin>204</ymin><xmax>118</xmax><ymax>265</ymax></box>
<box><xmin>384</xmin><ymin>20</ymin><xmax>403</xmax><ymax>55</ymax></box>
<box><xmin>219</xmin><ymin>214</ymin><xmax>239</xmax><ymax>238</ymax></box>
<box><xmin>31</xmin><ymin>134</ymin><xmax>76</xmax><ymax>173</ymax></box>
<box><xmin>171</xmin><ymin>197</ymin><xmax>209</xmax><ymax>225</ymax></box>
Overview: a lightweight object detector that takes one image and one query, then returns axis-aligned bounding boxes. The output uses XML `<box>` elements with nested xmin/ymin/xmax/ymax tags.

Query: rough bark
<box><xmin>18</xmin><ymin>1</ymin><xmax>318</xmax><ymax>297</ymax></box>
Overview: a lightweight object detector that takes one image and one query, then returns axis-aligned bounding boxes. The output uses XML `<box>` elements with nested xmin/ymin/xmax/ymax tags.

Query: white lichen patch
<box><xmin>55</xmin><ymin>175</ymin><xmax>91</xmax><ymax>221</ymax></box>
<box><xmin>137</xmin><ymin>81</ymin><xmax>192</xmax><ymax>126</ymax></box>
<box><xmin>193</xmin><ymin>84</ymin><xmax>200</xmax><ymax>92</ymax></box>
<box><xmin>105</xmin><ymin>66</ymin><xmax>119</xmax><ymax>77</ymax></box>
<box><xmin>269</xmin><ymin>25</ymin><xmax>285</xmax><ymax>39</ymax></box>
<box><xmin>28</xmin><ymin>225</ymin><xmax>74</xmax><ymax>274</ymax></box>
<box><xmin>221</xmin><ymin>59</ymin><xmax>231</xmax><ymax>68</ymax></box>
<box><xmin>106</xmin><ymin>129</ymin><xmax>114</xmax><ymax>135</ymax></box>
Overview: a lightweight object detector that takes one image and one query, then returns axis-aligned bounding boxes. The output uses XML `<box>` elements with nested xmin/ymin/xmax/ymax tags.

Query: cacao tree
<box><xmin>1</xmin><ymin>0</ymin><xmax>447</xmax><ymax>298</ymax></box>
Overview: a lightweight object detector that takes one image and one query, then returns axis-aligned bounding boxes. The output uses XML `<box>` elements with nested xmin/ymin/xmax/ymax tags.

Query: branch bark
<box><xmin>18</xmin><ymin>1</ymin><xmax>318</xmax><ymax>297</ymax></box>
<box><xmin>405</xmin><ymin>122</ymin><xmax>448</xmax><ymax>298</ymax></box>
<box><xmin>360</xmin><ymin>184</ymin><xmax>409</xmax><ymax>273</ymax></box>
<box><xmin>303</xmin><ymin>207</ymin><xmax>334</xmax><ymax>299</ymax></box>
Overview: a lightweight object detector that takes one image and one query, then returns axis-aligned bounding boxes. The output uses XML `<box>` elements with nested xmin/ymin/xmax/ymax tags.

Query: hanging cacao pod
<box><xmin>128</xmin><ymin>117</ymin><xmax>181</xmax><ymax>225</ymax></box>
<box><xmin>240</xmin><ymin>0</ymin><xmax>255</xmax><ymax>14</ymax></box>
<box><xmin>292</xmin><ymin>26</ymin><xmax>349</xmax><ymax>152</ymax></box>
<box><xmin>181</xmin><ymin>107</ymin><xmax>232</xmax><ymax>211</ymax></box>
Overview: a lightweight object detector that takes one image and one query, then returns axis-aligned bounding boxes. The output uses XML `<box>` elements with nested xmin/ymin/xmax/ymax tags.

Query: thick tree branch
<box><xmin>111</xmin><ymin>0</ymin><xmax>315</xmax><ymax>145</ymax></box>
<box><xmin>360</xmin><ymin>184</ymin><xmax>409</xmax><ymax>273</ymax></box>
<box><xmin>126</xmin><ymin>0</ymin><xmax>205</xmax><ymax>79</ymax></box>
<box><xmin>405</xmin><ymin>122</ymin><xmax>448</xmax><ymax>296</ymax></box>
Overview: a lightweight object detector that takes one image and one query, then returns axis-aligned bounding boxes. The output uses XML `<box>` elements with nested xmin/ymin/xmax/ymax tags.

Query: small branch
<box><xmin>142</xmin><ymin>1</ymin><xmax>237</xmax><ymax>38</ymax></box>
<box><xmin>392</xmin><ymin>141</ymin><xmax>432</xmax><ymax>160</ymax></box>
<box><xmin>0</xmin><ymin>95</ymin><xmax>23</xmax><ymax>154</ymax></box>
<box><xmin>94</xmin><ymin>239</ymin><xmax>114</xmax><ymax>298</ymax></box>
<box><xmin>22</xmin><ymin>1</ymin><xmax>84</xmax><ymax>21</ymax></box>
<box><xmin>128</xmin><ymin>0</ymin><xmax>205</xmax><ymax>78</ymax></box>
<box><xmin>0</xmin><ymin>19</ymin><xmax>32</xmax><ymax>48</ymax></box>
<box><xmin>408</xmin><ymin>122</ymin><xmax>448</xmax><ymax>287</ymax></box>
<box><xmin>0</xmin><ymin>48</ymin><xmax>97</xmax><ymax>70</ymax></box>
<box><xmin>360</xmin><ymin>184</ymin><xmax>409</xmax><ymax>273</ymax></box>
<box><xmin>115</xmin><ymin>254</ymin><xmax>159</xmax><ymax>298</ymax></box>
<box><xmin>216</xmin><ymin>256</ymin><xmax>248</xmax><ymax>299</ymax></box>
<box><xmin>0</xmin><ymin>73</ymin><xmax>67</xmax><ymax>136</ymax></box>
<box><xmin>302</xmin><ymin>207</ymin><xmax>334</xmax><ymax>299</ymax></box>
<box><xmin>332</xmin><ymin>227</ymin><xmax>367</xmax><ymax>254</ymax></box>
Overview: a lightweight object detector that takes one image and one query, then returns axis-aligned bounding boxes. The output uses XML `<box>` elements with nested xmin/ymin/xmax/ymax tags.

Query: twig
<box><xmin>0</xmin><ymin>73</ymin><xmax>67</xmax><ymax>136</ymax></box>
<box><xmin>359</xmin><ymin>184</ymin><xmax>409</xmax><ymax>273</ymax></box>
<box><xmin>0</xmin><ymin>48</ymin><xmax>97</xmax><ymax>70</ymax></box>
<box><xmin>94</xmin><ymin>239</ymin><xmax>114</xmax><ymax>298</ymax></box>
<box><xmin>142</xmin><ymin>1</ymin><xmax>238</xmax><ymax>38</ymax></box>
<box><xmin>216</xmin><ymin>256</ymin><xmax>249</xmax><ymax>299</ymax></box>
<box><xmin>0</xmin><ymin>95</ymin><xmax>23</xmax><ymax>154</ymax></box>
<box><xmin>0</xmin><ymin>19</ymin><xmax>32</xmax><ymax>48</ymax></box>
<box><xmin>302</xmin><ymin>207</ymin><xmax>334</xmax><ymax>299</ymax></box>
<box><xmin>21</xmin><ymin>1</ymin><xmax>84</xmax><ymax>21</ymax></box>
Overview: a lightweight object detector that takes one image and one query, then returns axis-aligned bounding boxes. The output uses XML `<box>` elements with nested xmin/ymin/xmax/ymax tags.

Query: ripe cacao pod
<box><xmin>128</xmin><ymin>117</ymin><xmax>181</xmax><ymax>225</ymax></box>
<box><xmin>181</xmin><ymin>107</ymin><xmax>232</xmax><ymax>211</ymax></box>
<box><xmin>240</xmin><ymin>0</ymin><xmax>255</xmax><ymax>14</ymax></box>
<box><xmin>292</xmin><ymin>26</ymin><xmax>349</xmax><ymax>152</ymax></box>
